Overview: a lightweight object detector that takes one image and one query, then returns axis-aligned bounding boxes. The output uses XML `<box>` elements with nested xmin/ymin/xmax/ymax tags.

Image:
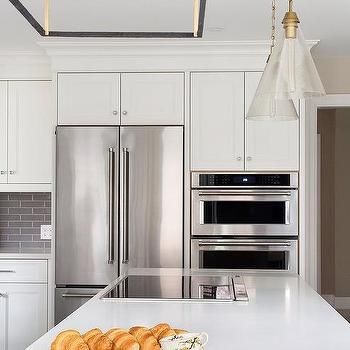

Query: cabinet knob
<box><xmin>122</xmin><ymin>111</ymin><xmax>128</xmax><ymax>116</ymax></box>
<box><xmin>236</xmin><ymin>157</ymin><xmax>242</xmax><ymax>161</ymax></box>
<box><xmin>112</xmin><ymin>110</ymin><xmax>118</xmax><ymax>116</ymax></box>
<box><xmin>0</xmin><ymin>170</ymin><xmax>6</xmax><ymax>175</ymax></box>
<box><xmin>9</xmin><ymin>170</ymin><xmax>16</xmax><ymax>175</ymax></box>
<box><xmin>246</xmin><ymin>156</ymin><xmax>252</xmax><ymax>161</ymax></box>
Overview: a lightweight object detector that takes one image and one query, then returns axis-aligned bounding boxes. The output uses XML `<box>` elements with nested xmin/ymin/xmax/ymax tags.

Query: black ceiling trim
<box><xmin>9</xmin><ymin>0</ymin><xmax>206</xmax><ymax>38</ymax></box>
<box><xmin>48</xmin><ymin>32</ymin><xmax>195</xmax><ymax>38</ymax></box>
<box><xmin>9</xmin><ymin>0</ymin><xmax>45</xmax><ymax>36</ymax></box>
<box><xmin>197</xmin><ymin>0</ymin><xmax>206</xmax><ymax>38</ymax></box>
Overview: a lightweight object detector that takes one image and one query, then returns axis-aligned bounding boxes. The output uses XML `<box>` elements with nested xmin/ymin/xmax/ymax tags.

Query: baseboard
<box><xmin>322</xmin><ymin>295</ymin><xmax>350</xmax><ymax>309</ymax></box>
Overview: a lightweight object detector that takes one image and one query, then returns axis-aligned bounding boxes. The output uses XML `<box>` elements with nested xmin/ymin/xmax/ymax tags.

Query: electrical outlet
<box><xmin>40</xmin><ymin>225</ymin><xmax>52</xmax><ymax>240</ymax></box>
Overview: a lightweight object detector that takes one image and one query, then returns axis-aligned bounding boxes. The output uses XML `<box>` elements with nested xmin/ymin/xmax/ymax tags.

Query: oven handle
<box><xmin>198</xmin><ymin>242</ymin><xmax>292</xmax><ymax>247</ymax></box>
<box><xmin>198</xmin><ymin>191</ymin><xmax>292</xmax><ymax>196</ymax></box>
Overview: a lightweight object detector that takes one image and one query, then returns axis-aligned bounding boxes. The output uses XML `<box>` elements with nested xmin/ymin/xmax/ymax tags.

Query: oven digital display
<box><xmin>199</xmin><ymin>174</ymin><xmax>290</xmax><ymax>187</ymax></box>
<box><xmin>234</xmin><ymin>175</ymin><xmax>256</xmax><ymax>185</ymax></box>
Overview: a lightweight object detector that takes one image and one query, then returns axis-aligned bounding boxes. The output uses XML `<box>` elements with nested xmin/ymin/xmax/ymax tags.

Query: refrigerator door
<box><xmin>55</xmin><ymin>287</ymin><xmax>102</xmax><ymax>324</ymax></box>
<box><xmin>56</xmin><ymin>127</ymin><xmax>119</xmax><ymax>285</ymax></box>
<box><xmin>120</xmin><ymin>126</ymin><xmax>183</xmax><ymax>268</ymax></box>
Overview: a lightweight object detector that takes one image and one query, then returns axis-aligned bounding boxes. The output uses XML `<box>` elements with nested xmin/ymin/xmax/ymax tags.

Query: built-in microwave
<box><xmin>191</xmin><ymin>172</ymin><xmax>299</xmax><ymax>237</ymax></box>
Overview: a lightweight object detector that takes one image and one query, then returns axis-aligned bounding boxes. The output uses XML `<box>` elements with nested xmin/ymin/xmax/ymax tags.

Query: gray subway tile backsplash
<box><xmin>0</xmin><ymin>193</ymin><xmax>51</xmax><ymax>251</ymax></box>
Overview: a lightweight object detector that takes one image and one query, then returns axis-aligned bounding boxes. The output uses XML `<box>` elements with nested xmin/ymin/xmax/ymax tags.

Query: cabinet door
<box><xmin>245</xmin><ymin>72</ymin><xmax>299</xmax><ymax>171</ymax></box>
<box><xmin>121</xmin><ymin>73</ymin><xmax>184</xmax><ymax>125</ymax></box>
<box><xmin>191</xmin><ymin>72</ymin><xmax>245</xmax><ymax>170</ymax></box>
<box><xmin>7</xmin><ymin>81</ymin><xmax>53</xmax><ymax>184</ymax></box>
<box><xmin>58</xmin><ymin>73</ymin><xmax>120</xmax><ymax>125</ymax></box>
<box><xmin>0</xmin><ymin>284</ymin><xmax>47</xmax><ymax>350</ymax></box>
<box><xmin>0</xmin><ymin>82</ymin><xmax>7</xmax><ymax>184</ymax></box>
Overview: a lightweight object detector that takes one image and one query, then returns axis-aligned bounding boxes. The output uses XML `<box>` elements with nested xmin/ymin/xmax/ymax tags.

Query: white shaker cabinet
<box><xmin>191</xmin><ymin>72</ymin><xmax>245</xmax><ymax>170</ymax></box>
<box><xmin>0</xmin><ymin>82</ymin><xmax>7</xmax><ymax>184</ymax></box>
<box><xmin>58</xmin><ymin>72</ymin><xmax>184</xmax><ymax>126</ymax></box>
<box><xmin>0</xmin><ymin>284</ymin><xmax>47</xmax><ymax>350</ymax></box>
<box><xmin>7</xmin><ymin>81</ymin><xmax>53</xmax><ymax>184</ymax></box>
<box><xmin>245</xmin><ymin>72</ymin><xmax>299</xmax><ymax>171</ymax></box>
<box><xmin>120</xmin><ymin>73</ymin><xmax>184</xmax><ymax>125</ymax></box>
<box><xmin>58</xmin><ymin>73</ymin><xmax>120</xmax><ymax>125</ymax></box>
<box><xmin>0</xmin><ymin>259</ymin><xmax>48</xmax><ymax>350</ymax></box>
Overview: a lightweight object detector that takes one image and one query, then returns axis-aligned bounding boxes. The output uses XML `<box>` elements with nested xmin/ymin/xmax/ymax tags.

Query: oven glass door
<box><xmin>192</xmin><ymin>190</ymin><xmax>298</xmax><ymax>236</ymax></box>
<box><xmin>192</xmin><ymin>240</ymin><xmax>298</xmax><ymax>272</ymax></box>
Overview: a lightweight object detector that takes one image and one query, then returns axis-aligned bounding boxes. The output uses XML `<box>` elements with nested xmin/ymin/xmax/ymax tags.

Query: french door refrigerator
<box><xmin>55</xmin><ymin>126</ymin><xmax>183</xmax><ymax>324</ymax></box>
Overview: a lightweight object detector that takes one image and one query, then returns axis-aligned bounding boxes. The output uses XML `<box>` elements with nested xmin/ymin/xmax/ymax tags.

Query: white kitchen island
<box><xmin>27</xmin><ymin>269</ymin><xmax>350</xmax><ymax>349</ymax></box>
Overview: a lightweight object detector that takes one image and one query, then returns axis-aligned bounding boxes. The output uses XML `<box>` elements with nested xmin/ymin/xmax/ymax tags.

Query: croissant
<box><xmin>86</xmin><ymin>334</ymin><xmax>113</xmax><ymax>350</ymax></box>
<box><xmin>51</xmin><ymin>330</ymin><xmax>81</xmax><ymax>350</ymax></box>
<box><xmin>82</xmin><ymin>329</ymin><xmax>103</xmax><ymax>343</ymax></box>
<box><xmin>150</xmin><ymin>324</ymin><xmax>170</xmax><ymax>339</ymax></box>
<box><xmin>111</xmin><ymin>331</ymin><xmax>140</xmax><ymax>350</ymax></box>
<box><xmin>129</xmin><ymin>327</ymin><xmax>159</xmax><ymax>350</ymax></box>
<box><xmin>65</xmin><ymin>336</ymin><xmax>89</xmax><ymax>350</ymax></box>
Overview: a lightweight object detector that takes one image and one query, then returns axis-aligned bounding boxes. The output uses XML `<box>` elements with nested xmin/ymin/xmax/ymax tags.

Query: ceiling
<box><xmin>1</xmin><ymin>0</ymin><xmax>349</xmax><ymax>56</ymax></box>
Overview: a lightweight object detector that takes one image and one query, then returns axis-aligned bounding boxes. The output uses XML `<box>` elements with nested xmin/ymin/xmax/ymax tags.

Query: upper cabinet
<box><xmin>58</xmin><ymin>72</ymin><xmax>184</xmax><ymax>125</ymax></box>
<box><xmin>58</xmin><ymin>73</ymin><xmax>120</xmax><ymax>125</ymax></box>
<box><xmin>0</xmin><ymin>82</ymin><xmax>7</xmax><ymax>184</ymax></box>
<box><xmin>121</xmin><ymin>73</ymin><xmax>184</xmax><ymax>125</ymax></box>
<box><xmin>0</xmin><ymin>81</ymin><xmax>53</xmax><ymax>188</ymax></box>
<box><xmin>245</xmin><ymin>72</ymin><xmax>299</xmax><ymax>171</ymax></box>
<box><xmin>7</xmin><ymin>81</ymin><xmax>53</xmax><ymax>184</ymax></box>
<box><xmin>191</xmin><ymin>72</ymin><xmax>245</xmax><ymax>170</ymax></box>
<box><xmin>191</xmin><ymin>71</ymin><xmax>300</xmax><ymax>171</ymax></box>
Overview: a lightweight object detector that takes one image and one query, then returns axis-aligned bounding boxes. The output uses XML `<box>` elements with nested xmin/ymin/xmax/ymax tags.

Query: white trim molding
<box><xmin>0</xmin><ymin>51</ymin><xmax>51</xmax><ymax>79</ymax></box>
<box><xmin>305</xmin><ymin>94</ymin><xmax>350</xmax><ymax>292</ymax></box>
<box><xmin>37</xmin><ymin>39</ymin><xmax>320</xmax><ymax>72</ymax></box>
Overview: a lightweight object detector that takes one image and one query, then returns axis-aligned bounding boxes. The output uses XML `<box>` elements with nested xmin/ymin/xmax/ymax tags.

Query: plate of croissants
<box><xmin>50</xmin><ymin>323</ymin><xmax>208</xmax><ymax>350</ymax></box>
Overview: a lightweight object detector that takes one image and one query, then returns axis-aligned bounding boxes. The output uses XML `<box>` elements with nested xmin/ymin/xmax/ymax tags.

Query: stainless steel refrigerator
<box><xmin>55</xmin><ymin>126</ymin><xmax>183</xmax><ymax>324</ymax></box>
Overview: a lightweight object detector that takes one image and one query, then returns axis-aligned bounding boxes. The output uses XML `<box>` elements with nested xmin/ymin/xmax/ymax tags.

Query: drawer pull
<box><xmin>61</xmin><ymin>293</ymin><xmax>96</xmax><ymax>298</ymax></box>
<box><xmin>0</xmin><ymin>270</ymin><xmax>16</xmax><ymax>273</ymax></box>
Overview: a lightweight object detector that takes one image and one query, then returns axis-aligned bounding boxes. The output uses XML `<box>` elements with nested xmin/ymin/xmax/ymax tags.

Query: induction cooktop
<box><xmin>102</xmin><ymin>274</ymin><xmax>248</xmax><ymax>302</ymax></box>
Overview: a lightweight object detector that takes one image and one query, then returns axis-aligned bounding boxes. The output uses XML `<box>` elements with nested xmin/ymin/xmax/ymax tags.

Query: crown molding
<box><xmin>38</xmin><ymin>39</ymin><xmax>320</xmax><ymax>57</ymax></box>
<box><xmin>0</xmin><ymin>50</ymin><xmax>51</xmax><ymax>79</ymax></box>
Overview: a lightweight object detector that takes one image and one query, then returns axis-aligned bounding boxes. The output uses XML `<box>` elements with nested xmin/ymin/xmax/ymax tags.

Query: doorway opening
<box><xmin>317</xmin><ymin>107</ymin><xmax>350</xmax><ymax>321</ymax></box>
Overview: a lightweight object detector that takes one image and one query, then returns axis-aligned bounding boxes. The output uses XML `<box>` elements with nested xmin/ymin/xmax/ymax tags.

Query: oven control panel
<box><xmin>198</xmin><ymin>174</ymin><xmax>292</xmax><ymax>187</ymax></box>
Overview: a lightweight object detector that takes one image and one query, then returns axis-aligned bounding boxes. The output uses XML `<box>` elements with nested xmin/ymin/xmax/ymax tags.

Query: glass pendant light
<box><xmin>247</xmin><ymin>0</ymin><xmax>298</xmax><ymax>121</ymax></box>
<box><xmin>247</xmin><ymin>0</ymin><xmax>326</xmax><ymax>121</ymax></box>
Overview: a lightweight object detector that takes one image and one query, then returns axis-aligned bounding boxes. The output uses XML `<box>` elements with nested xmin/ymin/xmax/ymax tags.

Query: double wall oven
<box><xmin>191</xmin><ymin>172</ymin><xmax>299</xmax><ymax>273</ymax></box>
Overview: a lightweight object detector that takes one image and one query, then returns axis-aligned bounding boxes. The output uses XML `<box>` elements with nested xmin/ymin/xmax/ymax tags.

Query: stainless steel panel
<box><xmin>192</xmin><ymin>172</ymin><xmax>299</xmax><ymax>189</ymax></box>
<box><xmin>120</xmin><ymin>126</ymin><xmax>183</xmax><ymax>268</ymax></box>
<box><xmin>191</xmin><ymin>239</ymin><xmax>298</xmax><ymax>273</ymax></box>
<box><xmin>55</xmin><ymin>287</ymin><xmax>102</xmax><ymax>324</ymax></box>
<box><xmin>56</xmin><ymin>127</ymin><xmax>119</xmax><ymax>285</ymax></box>
<box><xmin>192</xmin><ymin>189</ymin><xmax>298</xmax><ymax>236</ymax></box>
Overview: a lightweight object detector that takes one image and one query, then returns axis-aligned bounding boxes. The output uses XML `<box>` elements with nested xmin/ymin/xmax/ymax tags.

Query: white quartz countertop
<box><xmin>0</xmin><ymin>247</ymin><xmax>51</xmax><ymax>259</ymax></box>
<box><xmin>27</xmin><ymin>269</ymin><xmax>350</xmax><ymax>349</ymax></box>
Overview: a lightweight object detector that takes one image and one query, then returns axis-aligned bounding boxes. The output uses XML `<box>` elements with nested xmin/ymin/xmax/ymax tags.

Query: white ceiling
<box><xmin>0</xmin><ymin>0</ymin><xmax>349</xmax><ymax>56</ymax></box>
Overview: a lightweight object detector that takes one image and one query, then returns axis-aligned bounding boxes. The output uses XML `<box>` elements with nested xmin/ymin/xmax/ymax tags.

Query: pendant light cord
<box><xmin>288</xmin><ymin>0</ymin><xmax>293</xmax><ymax>11</ymax></box>
<box><xmin>267</xmin><ymin>0</ymin><xmax>276</xmax><ymax>62</ymax></box>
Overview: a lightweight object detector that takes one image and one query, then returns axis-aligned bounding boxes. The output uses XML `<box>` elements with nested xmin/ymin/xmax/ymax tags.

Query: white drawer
<box><xmin>0</xmin><ymin>260</ymin><xmax>47</xmax><ymax>283</ymax></box>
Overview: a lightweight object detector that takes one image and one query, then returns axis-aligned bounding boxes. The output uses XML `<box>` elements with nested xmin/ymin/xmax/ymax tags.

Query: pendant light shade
<box><xmin>254</xmin><ymin>30</ymin><xmax>325</xmax><ymax>101</ymax></box>
<box><xmin>247</xmin><ymin>93</ymin><xmax>298</xmax><ymax>121</ymax></box>
<box><xmin>247</xmin><ymin>0</ymin><xmax>325</xmax><ymax>121</ymax></box>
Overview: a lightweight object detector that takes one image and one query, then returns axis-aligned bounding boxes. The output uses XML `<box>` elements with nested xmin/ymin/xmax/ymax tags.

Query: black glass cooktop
<box><xmin>102</xmin><ymin>275</ymin><xmax>248</xmax><ymax>302</ymax></box>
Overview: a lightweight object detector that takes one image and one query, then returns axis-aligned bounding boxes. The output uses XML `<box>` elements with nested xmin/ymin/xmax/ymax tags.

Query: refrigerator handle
<box><xmin>108</xmin><ymin>147</ymin><xmax>115</xmax><ymax>264</ymax></box>
<box><xmin>122</xmin><ymin>147</ymin><xmax>130</xmax><ymax>264</ymax></box>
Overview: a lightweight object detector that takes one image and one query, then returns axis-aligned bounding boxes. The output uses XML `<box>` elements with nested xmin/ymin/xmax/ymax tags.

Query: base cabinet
<box><xmin>0</xmin><ymin>284</ymin><xmax>47</xmax><ymax>350</ymax></box>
